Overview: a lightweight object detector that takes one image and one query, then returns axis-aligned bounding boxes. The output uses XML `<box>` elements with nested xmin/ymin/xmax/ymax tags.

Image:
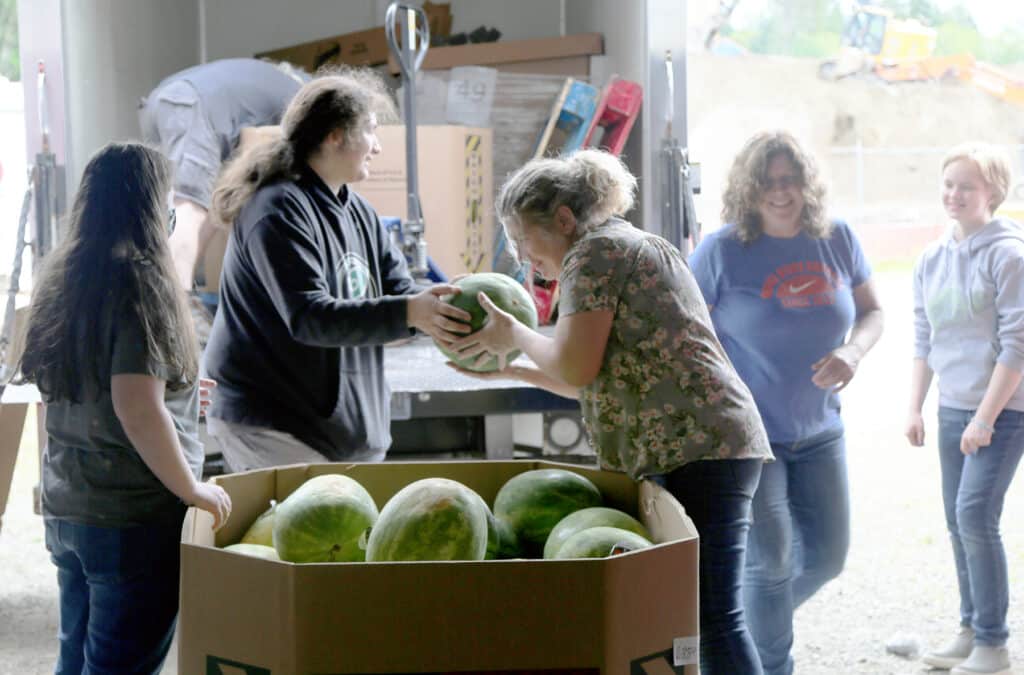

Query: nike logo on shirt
<box><xmin>788</xmin><ymin>280</ymin><xmax>816</xmax><ymax>294</ymax></box>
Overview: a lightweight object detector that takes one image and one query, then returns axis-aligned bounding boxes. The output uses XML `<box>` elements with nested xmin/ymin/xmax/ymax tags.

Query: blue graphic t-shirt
<box><xmin>689</xmin><ymin>220</ymin><xmax>871</xmax><ymax>443</ymax></box>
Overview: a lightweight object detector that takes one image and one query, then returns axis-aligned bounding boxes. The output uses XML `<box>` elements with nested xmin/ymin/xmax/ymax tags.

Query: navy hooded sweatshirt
<box><xmin>205</xmin><ymin>165</ymin><xmax>418</xmax><ymax>459</ymax></box>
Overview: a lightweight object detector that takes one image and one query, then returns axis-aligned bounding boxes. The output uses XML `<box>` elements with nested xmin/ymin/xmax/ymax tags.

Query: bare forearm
<box><xmin>512</xmin><ymin>323</ymin><xmax>567</xmax><ymax>377</ymax></box>
<box><xmin>975</xmin><ymin>363</ymin><xmax>1024</xmax><ymax>426</ymax></box>
<box><xmin>908</xmin><ymin>357</ymin><xmax>933</xmax><ymax>413</ymax></box>
<box><xmin>120</xmin><ymin>408</ymin><xmax>199</xmax><ymax>502</ymax></box>
<box><xmin>168</xmin><ymin>199</ymin><xmax>210</xmax><ymax>290</ymax></box>
<box><xmin>506</xmin><ymin>364</ymin><xmax>579</xmax><ymax>400</ymax></box>
<box><xmin>848</xmin><ymin>308</ymin><xmax>884</xmax><ymax>360</ymax></box>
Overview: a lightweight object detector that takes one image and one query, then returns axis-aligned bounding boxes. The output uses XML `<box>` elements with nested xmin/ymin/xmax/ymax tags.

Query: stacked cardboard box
<box><xmin>355</xmin><ymin>124</ymin><xmax>495</xmax><ymax>278</ymax></box>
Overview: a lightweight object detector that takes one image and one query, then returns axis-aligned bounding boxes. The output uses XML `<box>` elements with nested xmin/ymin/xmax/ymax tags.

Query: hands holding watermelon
<box><xmin>450</xmin><ymin>292</ymin><xmax>522</xmax><ymax>371</ymax></box>
<box><xmin>406</xmin><ymin>284</ymin><xmax>474</xmax><ymax>347</ymax></box>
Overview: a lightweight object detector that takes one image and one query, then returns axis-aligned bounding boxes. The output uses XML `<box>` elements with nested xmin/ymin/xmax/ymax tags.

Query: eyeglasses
<box><xmin>761</xmin><ymin>175</ymin><xmax>802</xmax><ymax>192</ymax></box>
<box><xmin>168</xmin><ymin>207</ymin><xmax>176</xmax><ymax>235</ymax></box>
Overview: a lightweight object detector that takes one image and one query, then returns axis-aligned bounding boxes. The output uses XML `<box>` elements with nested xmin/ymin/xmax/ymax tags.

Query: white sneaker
<box><xmin>922</xmin><ymin>627</ymin><xmax>975</xmax><ymax>669</ymax></box>
<box><xmin>951</xmin><ymin>645</ymin><xmax>1011</xmax><ymax>675</ymax></box>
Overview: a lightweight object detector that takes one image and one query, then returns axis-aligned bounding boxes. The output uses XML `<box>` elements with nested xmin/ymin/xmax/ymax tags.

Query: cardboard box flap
<box><xmin>179</xmin><ymin>543</ymin><xmax>296</xmax><ymax>673</ymax></box>
<box><xmin>208</xmin><ymin>466</ymin><xmax>280</xmax><ymax>547</ymax></box>
<box><xmin>602</xmin><ymin>544</ymin><xmax>700</xmax><ymax>673</ymax></box>
<box><xmin>638</xmin><ymin>479</ymin><xmax>698</xmax><ymax>545</ymax></box>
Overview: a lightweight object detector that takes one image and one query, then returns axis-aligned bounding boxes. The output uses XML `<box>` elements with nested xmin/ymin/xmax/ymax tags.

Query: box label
<box><xmin>446</xmin><ymin>66</ymin><xmax>497</xmax><ymax>127</ymax></box>
<box><xmin>673</xmin><ymin>636</ymin><xmax>699</xmax><ymax>666</ymax></box>
<box><xmin>206</xmin><ymin>655</ymin><xmax>271</xmax><ymax>675</ymax></box>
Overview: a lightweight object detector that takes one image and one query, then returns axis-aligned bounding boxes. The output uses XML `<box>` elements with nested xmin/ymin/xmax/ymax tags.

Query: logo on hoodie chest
<box><xmin>339</xmin><ymin>252</ymin><xmax>372</xmax><ymax>299</ymax></box>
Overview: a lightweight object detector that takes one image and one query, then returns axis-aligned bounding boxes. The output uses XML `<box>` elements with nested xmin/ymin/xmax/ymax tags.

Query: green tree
<box><xmin>980</xmin><ymin>28</ymin><xmax>1024</xmax><ymax>66</ymax></box>
<box><xmin>0</xmin><ymin>0</ymin><xmax>18</xmax><ymax>81</ymax></box>
<box><xmin>725</xmin><ymin>0</ymin><xmax>844</xmax><ymax>58</ymax></box>
<box><xmin>877</xmin><ymin>0</ymin><xmax>940</xmax><ymax>26</ymax></box>
<box><xmin>933</xmin><ymin>21</ymin><xmax>981</xmax><ymax>57</ymax></box>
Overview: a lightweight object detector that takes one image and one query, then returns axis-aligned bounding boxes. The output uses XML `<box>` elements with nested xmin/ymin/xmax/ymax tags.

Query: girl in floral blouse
<box><xmin>450</xmin><ymin>149</ymin><xmax>773</xmax><ymax>674</ymax></box>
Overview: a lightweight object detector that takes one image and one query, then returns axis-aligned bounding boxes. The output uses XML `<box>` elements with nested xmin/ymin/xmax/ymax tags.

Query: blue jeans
<box><xmin>743</xmin><ymin>426</ymin><xmax>849</xmax><ymax>675</ymax></box>
<box><xmin>938</xmin><ymin>406</ymin><xmax>1024</xmax><ymax>647</ymax></box>
<box><xmin>657</xmin><ymin>458</ymin><xmax>764</xmax><ymax>675</ymax></box>
<box><xmin>44</xmin><ymin>509</ymin><xmax>185</xmax><ymax>675</ymax></box>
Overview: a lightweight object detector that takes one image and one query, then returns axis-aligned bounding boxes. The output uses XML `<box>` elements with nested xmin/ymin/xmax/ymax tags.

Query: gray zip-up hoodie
<box><xmin>914</xmin><ymin>217</ymin><xmax>1024</xmax><ymax>411</ymax></box>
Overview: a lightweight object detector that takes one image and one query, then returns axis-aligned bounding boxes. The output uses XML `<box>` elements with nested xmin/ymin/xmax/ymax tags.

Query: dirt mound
<box><xmin>687</xmin><ymin>53</ymin><xmax>1024</xmax><ymax>258</ymax></box>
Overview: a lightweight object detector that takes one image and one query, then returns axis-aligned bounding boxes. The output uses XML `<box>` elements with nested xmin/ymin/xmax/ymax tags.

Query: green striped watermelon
<box><xmin>543</xmin><ymin>507</ymin><xmax>650</xmax><ymax>559</ymax></box>
<box><xmin>554</xmin><ymin>526</ymin><xmax>653</xmax><ymax>559</ymax></box>
<box><xmin>493</xmin><ymin>469</ymin><xmax>603</xmax><ymax>556</ymax></box>
<box><xmin>272</xmin><ymin>474</ymin><xmax>379</xmax><ymax>563</ymax></box>
<box><xmin>239</xmin><ymin>501</ymin><xmax>276</xmax><ymax>547</ymax></box>
<box><xmin>366</xmin><ymin>478</ymin><xmax>489</xmax><ymax>562</ymax></box>
<box><xmin>485</xmin><ymin>510</ymin><xmax>522</xmax><ymax>560</ymax></box>
<box><xmin>436</xmin><ymin>273</ymin><xmax>538</xmax><ymax>372</ymax></box>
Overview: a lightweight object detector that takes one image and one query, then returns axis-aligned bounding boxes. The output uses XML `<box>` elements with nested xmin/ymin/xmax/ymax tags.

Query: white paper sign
<box><xmin>673</xmin><ymin>636</ymin><xmax>699</xmax><ymax>666</ymax></box>
<box><xmin>446</xmin><ymin>66</ymin><xmax>498</xmax><ymax>127</ymax></box>
<box><xmin>397</xmin><ymin>72</ymin><xmax>448</xmax><ymax>125</ymax></box>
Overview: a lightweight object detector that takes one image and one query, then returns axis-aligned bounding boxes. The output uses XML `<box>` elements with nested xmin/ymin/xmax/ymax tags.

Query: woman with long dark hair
<box><xmin>19</xmin><ymin>141</ymin><xmax>231</xmax><ymax>674</ymax></box>
<box><xmin>203</xmin><ymin>69</ymin><xmax>471</xmax><ymax>470</ymax></box>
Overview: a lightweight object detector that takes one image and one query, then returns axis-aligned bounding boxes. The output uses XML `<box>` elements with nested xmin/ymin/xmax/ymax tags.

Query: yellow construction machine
<box><xmin>818</xmin><ymin>3</ymin><xmax>1024</xmax><ymax>109</ymax></box>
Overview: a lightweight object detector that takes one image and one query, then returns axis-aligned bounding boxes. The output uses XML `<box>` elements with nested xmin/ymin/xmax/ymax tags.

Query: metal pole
<box><xmin>385</xmin><ymin>2</ymin><xmax>430</xmax><ymax>278</ymax></box>
<box><xmin>400</xmin><ymin>8</ymin><xmax>421</xmax><ymax>227</ymax></box>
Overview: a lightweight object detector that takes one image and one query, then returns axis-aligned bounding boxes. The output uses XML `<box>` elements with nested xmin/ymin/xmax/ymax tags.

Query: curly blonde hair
<box><xmin>721</xmin><ymin>130</ymin><xmax>830</xmax><ymax>242</ymax></box>
<box><xmin>495</xmin><ymin>149</ymin><xmax>636</xmax><ymax>259</ymax></box>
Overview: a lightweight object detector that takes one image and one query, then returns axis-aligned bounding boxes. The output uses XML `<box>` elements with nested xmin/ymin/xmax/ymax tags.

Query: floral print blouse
<box><xmin>559</xmin><ymin>219</ymin><xmax>772</xmax><ymax>479</ymax></box>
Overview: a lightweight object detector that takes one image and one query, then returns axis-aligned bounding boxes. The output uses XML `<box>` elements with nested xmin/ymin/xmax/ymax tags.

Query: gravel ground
<box><xmin>1</xmin><ymin>266</ymin><xmax>1023</xmax><ymax>674</ymax></box>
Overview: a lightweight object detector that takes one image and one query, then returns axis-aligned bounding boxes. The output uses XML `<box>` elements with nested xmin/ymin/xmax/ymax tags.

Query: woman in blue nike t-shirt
<box><xmin>689</xmin><ymin>130</ymin><xmax>884</xmax><ymax>675</ymax></box>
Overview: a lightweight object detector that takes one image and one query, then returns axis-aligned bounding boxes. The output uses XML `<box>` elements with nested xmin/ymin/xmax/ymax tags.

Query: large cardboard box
<box><xmin>356</xmin><ymin>125</ymin><xmax>495</xmax><ymax>278</ymax></box>
<box><xmin>0</xmin><ymin>302</ymin><xmax>31</xmax><ymax>526</ymax></box>
<box><xmin>389</xmin><ymin>33</ymin><xmax>604</xmax><ymax>78</ymax></box>
<box><xmin>256</xmin><ymin>26</ymin><xmax>392</xmax><ymax>70</ymax></box>
<box><xmin>180</xmin><ymin>460</ymin><xmax>700</xmax><ymax>674</ymax></box>
<box><xmin>256</xmin><ymin>2</ymin><xmax>453</xmax><ymax>71</ymax></box>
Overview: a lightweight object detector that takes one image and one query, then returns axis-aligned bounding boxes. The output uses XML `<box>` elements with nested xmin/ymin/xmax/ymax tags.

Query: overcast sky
<box><xmin>936</xmin><ymin>0</ymin><xmax>1024</xmax><ymax>34</ymax></box>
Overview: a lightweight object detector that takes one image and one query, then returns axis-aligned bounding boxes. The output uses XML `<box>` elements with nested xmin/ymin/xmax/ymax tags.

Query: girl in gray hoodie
<box><xmin>907</xmin><ymin>143</ymin><xmax>1024</xmax><ymax>675</ymax></box>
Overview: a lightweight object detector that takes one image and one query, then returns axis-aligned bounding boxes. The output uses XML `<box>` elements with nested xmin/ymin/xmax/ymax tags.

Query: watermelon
<box><xmin>554</xmin><ymin>526</ymin><xmax>653</xmax><ymax>559</ymax></box>
<box><xmin>272</xmin><ymin>474</ymin><xmax>379</xmax><ymax>563</ymax></box>
<box><xmin>366</xmin><ymin>478</ymin><xmax>489</xmax><ymax>562</ymax></box>
<box><xmin>493</xmin><ymin>469</ymin><xmax>603</xmax><ymax>555</ymax></box>
<box><xmin>543</xmin><ymin>507</ymin><xmax>650</xmax><ymax>559</ymax></box>
<box><xmin>223</xmin><ymin>543</ymin><xmax>280</xmax><ymax>561</ymax></box>
<box><xmin>437</xmin><ymin>272</ymin><xmax>538</xmax><ymax>372</ymax></box>
<box><xmin>485</xmin><ymin>510</ymin><xmax>522</xmax><ymax>560</ymax></box>
<box><xmin>239</xmin><ymin>500</ymin><xmax>277</xmax><ymax>547</ymax></box>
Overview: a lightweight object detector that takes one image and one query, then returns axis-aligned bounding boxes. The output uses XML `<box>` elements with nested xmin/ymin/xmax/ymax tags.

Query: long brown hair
<box><xmin>211</xmin><ymin>68</ymin><xmax>396</xmax><ymax>225</ymax></box>
<box><xmin>19</xmin><ymin>142</ymin><xmax>198</xmax><ymax>402</ymax></box>
<box><xmin>721</xmin><ymin>130</ymin><xmax>830</xmax><ymax>242</ymax></box>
